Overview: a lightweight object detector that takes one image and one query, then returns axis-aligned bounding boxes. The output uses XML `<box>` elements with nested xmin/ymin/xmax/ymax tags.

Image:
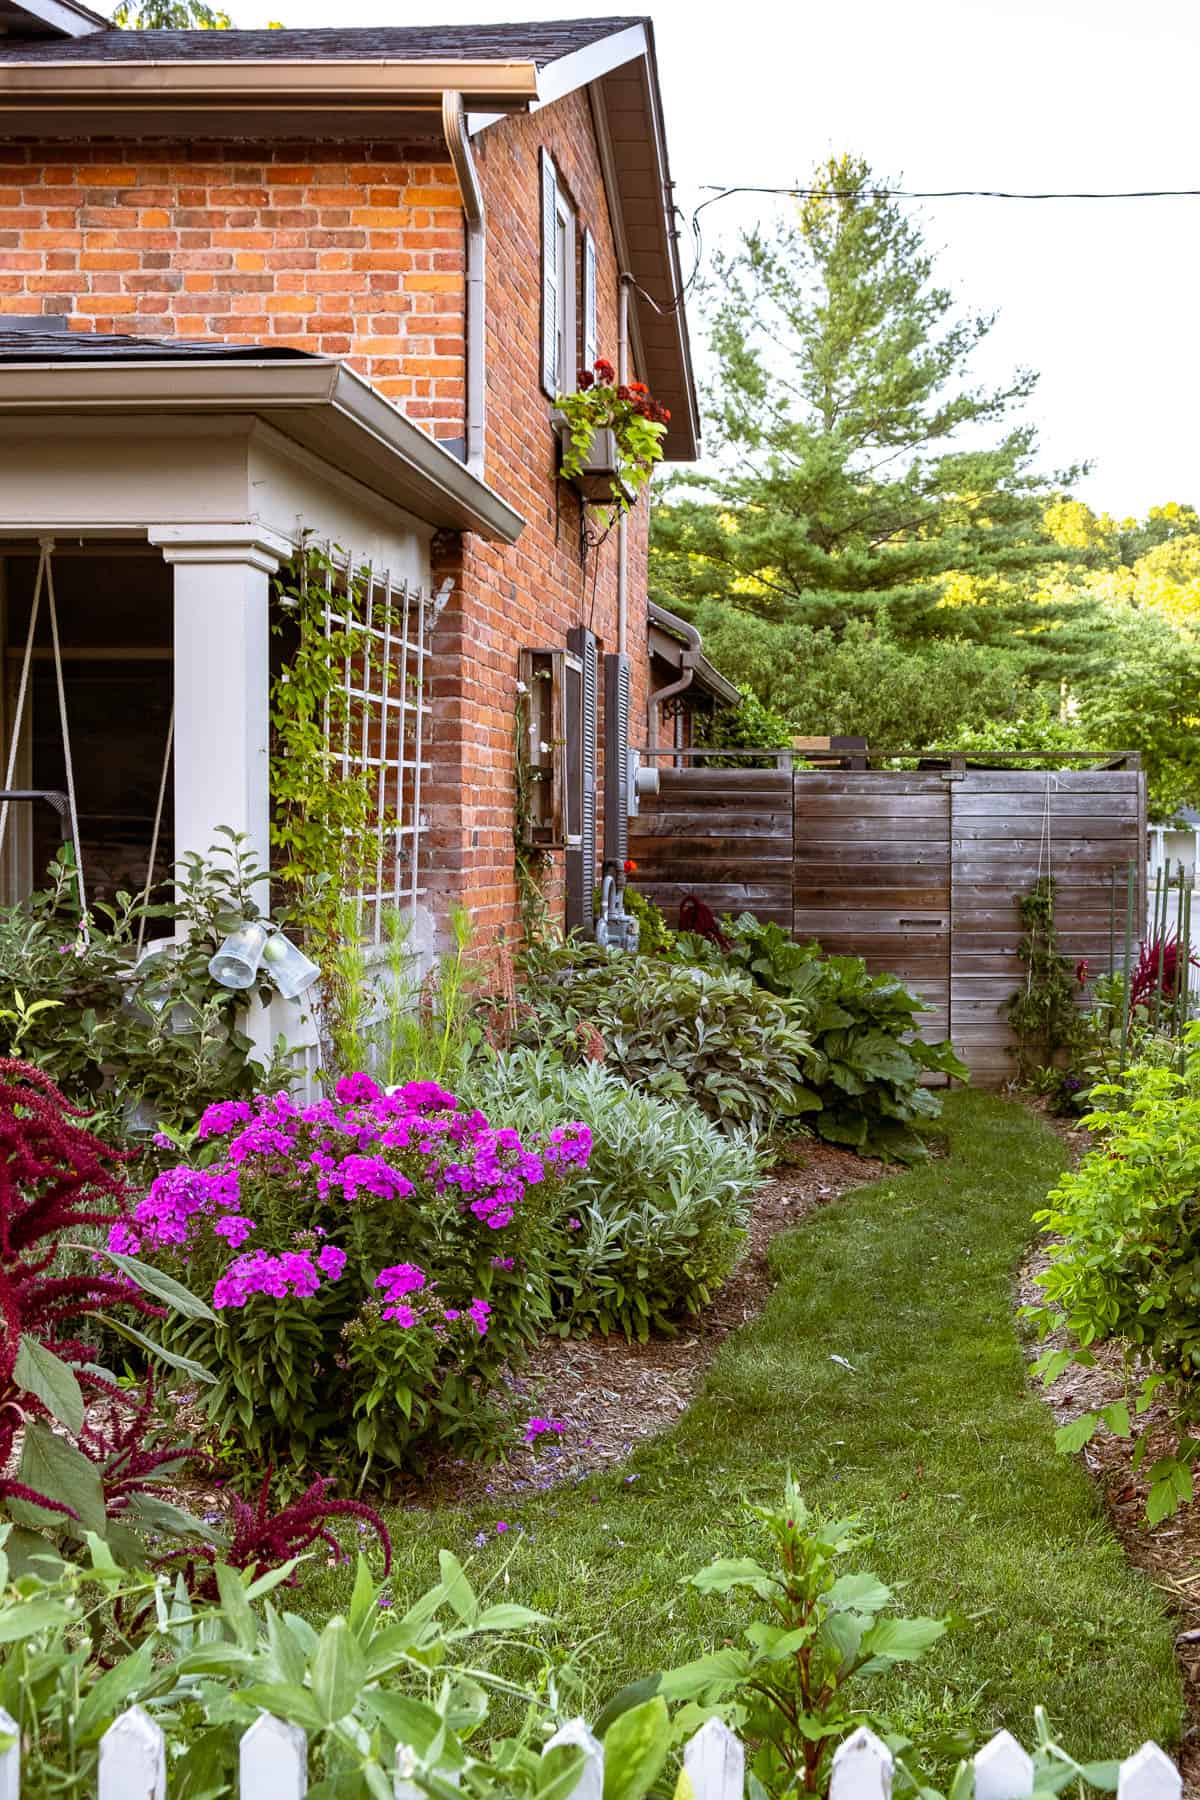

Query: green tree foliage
<box><xmin>652</xmin><ymin>152</ymin><xmax>1086</xmax><ymax>657</ymax></box>
<box><xmin>111</xmin><ymin>0</ymin><xmax>232</xmax><ymax>23</ymax></box>
<box><xmin>1075</xmin><ymin>607</ymin><xmax>1200</xmax><ymax>819</ymax></box>
<box><xmin>691</xmin><ymin>606</ymin><xmax>1035</xmax><ymax>748</ymax></box>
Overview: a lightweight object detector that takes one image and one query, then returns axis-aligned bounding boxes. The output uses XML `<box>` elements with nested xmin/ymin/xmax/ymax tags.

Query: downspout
<box><xmin>647</xmin><ymin>600</ymin><xmax>699</xmax><ymax>752</ymax></box>
<box><xmin>442</xmin><ymin>89</ymin><xmax>485</xmax><ymax>477</ymax></box>
<box><xmin>617</xmin><ymin>270</ymin><xmax>632</xmax><ymax>655</ymax></box>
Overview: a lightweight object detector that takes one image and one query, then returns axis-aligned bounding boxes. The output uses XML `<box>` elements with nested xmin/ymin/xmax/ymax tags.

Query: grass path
<box><xmin>311</xmin><ymin>1091</ymin><xmax>1183</xmax><ymax>1755</ymax></box>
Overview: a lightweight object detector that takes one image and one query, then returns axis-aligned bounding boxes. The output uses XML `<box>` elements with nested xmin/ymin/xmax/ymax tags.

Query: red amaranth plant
<box><xmin>0</xmin><ymin>1059</ymin><xmax>194</xmax><ymax>1530</ymax></box>
<box><xmin>159</xmin><ymin>1467</ymin><xmax>392</xmax><ymax>1599</ymax></box>
<box><xmin>1129</xmin><ymin>934</ymin><xmax>1199</xmax><ymax>1010</ymax></box>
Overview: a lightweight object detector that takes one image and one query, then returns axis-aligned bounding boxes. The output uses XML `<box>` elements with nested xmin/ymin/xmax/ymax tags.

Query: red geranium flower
<box><xmin>623</xmin><ymin>858</ymin><xmax>637</xmax><ymax>873</ymax></box>
<box><xmin>593</xmin><ymin>357</ymin><xmax>615</xmax><ymax>382</ymax></box>
<box><xmin>576</xmin><ymin>367</ymin><xmax>595</xmax><ymax>390</ymax></box>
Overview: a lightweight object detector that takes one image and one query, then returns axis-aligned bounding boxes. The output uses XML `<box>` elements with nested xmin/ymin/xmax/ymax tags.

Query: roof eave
<box><xmin>0</xmin><ymin>357</ymin><xmax>525</xmax><ymax>542</ymax></box>
<box><xmin>0</xmin><ymin>55</ymin><xmax>540</xmax><ymax>118</ymax></box>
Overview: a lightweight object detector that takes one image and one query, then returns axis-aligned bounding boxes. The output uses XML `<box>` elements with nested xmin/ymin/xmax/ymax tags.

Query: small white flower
<box><xmin>515</xmin><ymin>679</ymin><xmax>529</xmax><ymax>694</ymax></box>
<box><xmin>539</xmin><ymin>741</ymin><xmax>552</xmax><ymax>755</ymax></box>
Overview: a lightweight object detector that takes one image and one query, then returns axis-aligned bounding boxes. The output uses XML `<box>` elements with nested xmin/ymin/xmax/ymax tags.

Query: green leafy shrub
<box><xmin>601</xmin><ymin>1475</ymin><xmax>952</xmax><ymax>1797</ymax></box>
<box><xmin>1028</xmin><ymin>1022</ymin><xmax>1200</xmax><ymax>1525</ymax></box>
<box><xmin>461</xmin><ymin>1048</ymin><xmax>764</xmax><ymax>1339</ymax></box>
<box><xmin>514</xmin><ymin>941</ymin><xmax>817</xmax><ymax>1137</ymax></box>
<box><xmin>0</xmin><ymin>1531</ymin><xmax>590</xmax><ymax>1799</ymax></box>
<box><xmin>677</xmin><ymin>915</ymin><xmax>967</xmax><ymax>1160</ymax></box>
<box><xmin>622</xmin><ymin>885</ymin><xmax>676</xmax><ymax>955</ymax></box>
<box><xmin>130</xmin><ymin>1074</ymin><xmax>591</xmax><ymax>1488</ymax></box>
<box><xmin>0</xmin><ymin>837</ymin><xmax>291</xmax><ymax>1138</ymax></box>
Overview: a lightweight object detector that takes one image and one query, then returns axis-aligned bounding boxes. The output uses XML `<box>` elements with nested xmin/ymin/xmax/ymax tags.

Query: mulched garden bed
<box><xmin>409</xmin><ymin>1140</ymin><xmax>884</xmax><ymax>1506</ymax></box>
<box><xmin>1018</xmin><ymin>1101</ymin><xmax>1200</xmax><ymax>1780</ymax></box>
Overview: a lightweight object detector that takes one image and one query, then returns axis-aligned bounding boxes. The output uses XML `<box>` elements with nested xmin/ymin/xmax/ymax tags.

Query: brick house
<box><xmin>0</xmin><ymin>2</ymin><xmax>734</xmax><ymax>1040</ymax></box>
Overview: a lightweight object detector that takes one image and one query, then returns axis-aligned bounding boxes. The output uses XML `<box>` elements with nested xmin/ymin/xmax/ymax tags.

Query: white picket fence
<box><xmin>0</xmin><ymin>1706</ymin><xmax>1183</xmax><ymax>1799</ymax></box>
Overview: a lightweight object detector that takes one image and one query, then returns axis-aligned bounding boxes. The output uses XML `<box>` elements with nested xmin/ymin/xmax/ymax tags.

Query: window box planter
<box><xmin>554</xmin><ymin>417</ymin><xmax>629</xmax><ymax>505</ymax></box>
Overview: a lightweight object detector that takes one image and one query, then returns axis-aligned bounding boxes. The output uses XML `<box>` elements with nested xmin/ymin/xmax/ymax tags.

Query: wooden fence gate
<box><xmin>629</xmin><ymin>758</ymin><xmax>1145</xmax><ymax>1086</ymax></box>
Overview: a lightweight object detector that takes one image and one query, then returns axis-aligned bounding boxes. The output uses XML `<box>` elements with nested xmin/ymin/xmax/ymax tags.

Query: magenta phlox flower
<box><xmin>375</xmin><ymin>1261</ymin><xmax>425</xmax><ymax>1298</ymax></box>
<box><xmin>212</xmin><ymin>1247</ymin><xmax>333</xmax><ymax>1309</ymax></box>
<box><xmin>106</xmin><ymin>1220</ymin><xmax>141</xmax><ymax>1255</ymax></box>
<box><xmin>491</xmin><ymin>1256</ymin><xmax>515</xmax><ymax>1270</ymax></box>
<box><xmin>128</xmin><ymin>1165</ymin><xmax>241</xmax><ymax>1248</ymax></box>
<box><xmin>467</xmin><ymin>1298</ymin><xmax>491</xmax><ymax>1336</ymax></box>
<box><xmin>382</xmin><ymin>1301</ymin><xmax>418</xmax><ymax>1326</ymax></box>
<box><xmin>336</xmin><ymin>1072</ymin><xmax>381</xmax><ymax>1105</ymax></box>
<box><xmin>317</xmin><ymin>1244</ymin><xmax>347</xmax><ymax>1279</ymax></box>
<box><xmin>196</xmin><ymin>1098</ymin><xmax>255</xmax><ymax>1140</ymax></box>
<box><xmin>387</xmin><ymin>1079</ymin><xmax>459</xmax><ymax>1113</ymax></box>
<box><xmin>213</xmin><ymin>1214</ymin><xmax>255</xmax><ymax>1249</ymax></box>
<box><xmin>544</xmin><ymin>1122</ymin><xmax>593</xmax><ymax>1171</ymax></box>
<box><xmin>321</xmin><ymin>1154</ymin><xmax>415</xmax><ymax>1204</ymax></box>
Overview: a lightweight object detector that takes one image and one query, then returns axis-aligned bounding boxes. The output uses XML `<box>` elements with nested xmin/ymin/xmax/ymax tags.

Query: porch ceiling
<box><xmin>0</xmin><ymin>341</ymin><xmax>525</xmax><ymax>543</ymax></box>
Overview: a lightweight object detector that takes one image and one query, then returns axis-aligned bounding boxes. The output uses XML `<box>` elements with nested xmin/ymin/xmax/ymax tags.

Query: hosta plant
<box><xmin>461</xmin><ymin>1048</ymin><xmax>764</xmax><ymax>1338</ymax></box>
<box><xmin>676</xmin><ymin>915</ymin><xmax>967</xmax><ymax>1160</ymax></box>
<box><xmin>121</xmin><ymin>1073</ymin><xmax>592</xmax><ymax>1486</ymax></box>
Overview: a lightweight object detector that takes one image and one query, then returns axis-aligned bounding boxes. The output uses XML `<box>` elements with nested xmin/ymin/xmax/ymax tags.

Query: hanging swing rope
<box><xmin>135</xmin><ymin>705</ymin><xmax>174</xmax><ymax>959</ymax></box>
<box><xmin>0</xmin><ymin>536</ymin><xmax>89</xmax><ymax>934</ymax></box>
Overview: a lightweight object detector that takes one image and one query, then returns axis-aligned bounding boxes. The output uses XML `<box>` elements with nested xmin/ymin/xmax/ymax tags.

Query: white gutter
<box><xmin>442</xmin><ymin>88</ymin><xmax>486</xmax><ymax>479</ymax></box>
<box><xmin>647</xmin><ymin>601</ymin><xmax>700</xmax><ymax>750</ymax></box>
<box><xmin>0</xmin><ymin>354</ymin><xmax>525</xmax><ymax>541</ymax></box>
<box><xmin>0</xmin><ymin>57</ymin><xmax>539</xmax><ymax>107</ymax></box>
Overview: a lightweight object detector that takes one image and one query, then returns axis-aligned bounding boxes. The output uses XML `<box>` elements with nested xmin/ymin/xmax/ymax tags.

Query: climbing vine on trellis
<box><xmin>269</xmin><ymin>543</ymin><xmax>404</xmax><ymax>1056</ymax></box>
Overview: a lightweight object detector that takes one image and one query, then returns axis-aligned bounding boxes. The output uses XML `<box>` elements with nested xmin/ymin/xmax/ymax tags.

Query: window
<box><xmin>540</xmin><ymin>149</ymin><xmax>577</xmax><ymax>398</ymax></box>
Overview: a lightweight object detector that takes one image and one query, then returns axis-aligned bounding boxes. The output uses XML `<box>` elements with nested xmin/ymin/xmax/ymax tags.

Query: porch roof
<box><xmin>0</xmin><ymin>332</ymin><xmax>525</xmax><ymax>543</ymax></box>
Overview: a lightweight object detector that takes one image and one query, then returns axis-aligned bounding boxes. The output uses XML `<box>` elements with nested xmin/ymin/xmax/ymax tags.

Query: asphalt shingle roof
<box><xmin>0</xmin><ymin>17</ymin><xmax>644</xmax><ymax>63</ymax></box>
<box><xmin>0</xmin><ymin>329</ymin><xmax>312</xmax><ymax>360</ymax></box>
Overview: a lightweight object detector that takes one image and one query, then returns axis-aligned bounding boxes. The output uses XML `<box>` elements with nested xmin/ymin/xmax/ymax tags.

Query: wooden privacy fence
<box><xmin>629</xmin><ymin>755</ymin><xmax>1146</xmax><ymax>1086</ymax></box>
<box><xmin>28</xmin><ymin>1706</ymin><xmax>1182</xmax><ymax>1799</ymax></box>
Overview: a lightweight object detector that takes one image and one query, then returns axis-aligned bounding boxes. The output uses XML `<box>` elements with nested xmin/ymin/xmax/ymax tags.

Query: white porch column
<box><xmin>149</xmin><ymin>524</ymin><xmax>293</xmax><ymax>899</ymax></box>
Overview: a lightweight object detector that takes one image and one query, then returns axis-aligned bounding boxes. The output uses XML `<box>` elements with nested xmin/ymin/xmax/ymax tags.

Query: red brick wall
<box><xmin>0</xmin><ymin>140</ymin><xmax>466</xmax><ymax>439</ymax></box>
<box><xmin>0</xmin><ymin>99</ymin><xmax>656</xmax><ymax>942</ymax></box>
<box><xmin>426</xmin><ymin>90</ymin><xmax>652</xmax><ymax>942</ymax></box>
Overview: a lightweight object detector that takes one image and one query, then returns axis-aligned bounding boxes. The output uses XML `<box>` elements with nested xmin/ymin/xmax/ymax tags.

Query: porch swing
<box><xmin>0</xmin><ymin>536</ymin><xmax>174</xmax><ymax>955</ymax></box>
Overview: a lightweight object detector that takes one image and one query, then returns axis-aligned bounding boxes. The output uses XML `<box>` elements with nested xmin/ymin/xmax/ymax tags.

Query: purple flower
<box><xmin>106</xmin><ymin>1221</ymin><xmax>141</xmax><ymax>1256</ymax></box>
<box><xmin>495</xmin><ymin>1521</ymin><xmax>509</xmax><ymax>1535</ymax></box>
<box><xmin>491</xmin><ymin>1256</ymin><xmax>515</xmax><ymax>1270</ymax></box>
<box><xmin>335</xmin><ymin>1072</ymin><xmax>381</xmax><ymax>1105</ymax></box>
<box><xmin>317</xmin><ymin>1244</ymin><xmax>347</xmax><ymax>1279</ymax></box>
<box><xmin>523</xmin><ymin>1417</ymin><xmax>567</xmax><ymax>1445</ymax></box>
<box><xmin>567</xmin><ymin>1218</ymin><xmax>582</xmax><ymax>1232</ymax></box>
<box><xmin>213</xmin><ymin>1214</ymin><xmax>255</xmax><ymax>1249</ymax></box>
<box><xmin>382</xmin><ymin>1302</ymin><xmax>418</xmax><ymax>1327</ymax></box>
<box><xmin>375</xmin><ymin>1262</ymin><xmax>425</xmax><ymax>1298</ymax></box>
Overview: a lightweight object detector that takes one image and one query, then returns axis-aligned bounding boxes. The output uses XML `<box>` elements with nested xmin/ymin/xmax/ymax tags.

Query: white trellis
<box><xmin>2</xmin><ymin>1708</ymin><xmax>1183</xmax><ymax>1800</ymax></box>
<box><xmin>315</xmin><ymin>553</ymin><xmax>439</xmax><ymax>947</ymax></box>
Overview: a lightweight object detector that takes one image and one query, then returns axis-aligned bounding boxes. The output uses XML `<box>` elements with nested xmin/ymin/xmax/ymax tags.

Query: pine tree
<box><xmin>652</xmin><ymin>154</ymin><xmax>1093</xmax><ymax>666</ymax></box>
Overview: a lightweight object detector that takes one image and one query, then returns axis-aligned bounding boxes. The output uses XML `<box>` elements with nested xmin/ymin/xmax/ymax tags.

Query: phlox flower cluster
<box><xmin>107</xmin><ymin>1164</ymin><xmax>241</xmax><ymax>1255</ymax></box>
<box><xmin>213</xmin><ymin>1243</ymin><xmax>346</xmax><ymax>1310</ymax></box>
<box><xmin>140</xmin><ymin>1074</ymin><xmax>592</xmax><ymax>1316</ymax></box>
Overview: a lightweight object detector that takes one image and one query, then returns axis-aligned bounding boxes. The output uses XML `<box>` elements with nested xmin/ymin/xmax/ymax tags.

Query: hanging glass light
<box><xmin>260</xmin><ymin>928</ymin><xmax>320</xmax><ymax>1000</ymax></box>
<box><xmin>208</xmin><ymin>919</ymin><xmax>270</xmax><ymax>989</ymax></box>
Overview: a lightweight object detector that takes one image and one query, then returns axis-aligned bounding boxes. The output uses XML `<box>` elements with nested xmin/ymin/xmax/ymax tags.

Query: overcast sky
<box><xmin>236</xmin><ymin>0</ymin><xmax>1199</xmax><ymax>519</ymax></box>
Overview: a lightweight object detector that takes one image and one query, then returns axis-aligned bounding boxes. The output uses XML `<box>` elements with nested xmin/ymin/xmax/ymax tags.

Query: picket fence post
<box><xmin>546</xmin><ymin>1717</ymin><xmax>605</xmax><ymax>1800</ymax></box>
<box><xmin>0</xmin><ymin>1707</ymin><xmax>18</xmax><ymax>1800</ymax></box>
<box><xmin>683</xmin><ymin>1716</ymin><xmax>745</xmax><ymax>1800</ymax></box>
<box><xmin>98</xmin><ymin>1704</ymin><xmax>166</xmax><ymax>1799</ymax></box>
<box><xmin>62</xmin><ymin>1705</ymin><xmax>1198</xmax><ymax>1800</ymax></box>
<box><xmin>1118</xmin><ymin>1742</ymin><xmax>1182</xmax><ymax>1800</ymax></box>
<box><xmin>974</xmin><ymin>1728</ymin><xmax>1034</xmax><ymax>1800</ymax></box>
<box><xmin>830</xmin><ymin>1725</ymin><xmax>894</xmax><ymax>1800</ymax></box>
<box><xmin>240</xmin><ymin>1711</ymin><xmax>308</xmax><ymax>1797</ymax></box>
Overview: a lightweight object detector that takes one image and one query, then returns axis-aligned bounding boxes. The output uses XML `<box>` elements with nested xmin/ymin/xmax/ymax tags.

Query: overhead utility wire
<box><xmin>693</xmin><ymin>183</ymin><xmax>1200</xmax><ymax>213</ymax></box>
<box><xmin>638</xmin><ymin>182</ymin><xmax>1200</xmax><ymax>323</ymax></box>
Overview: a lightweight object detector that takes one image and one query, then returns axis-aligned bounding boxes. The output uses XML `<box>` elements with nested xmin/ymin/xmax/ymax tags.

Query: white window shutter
<box><xmin>540</xmin><ymin>148</ymin><xmax>560</xmax><ymax>397</ymax></box>
<box><xmin>582</xmin><ymin>228</ymin><xmax>598</xmax><ymax>374</ymax></box>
